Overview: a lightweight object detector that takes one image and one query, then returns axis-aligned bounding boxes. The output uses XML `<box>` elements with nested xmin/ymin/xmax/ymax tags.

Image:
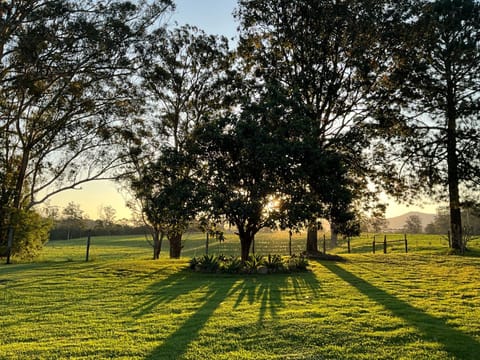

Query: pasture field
<box><xmin>1</xmin><ymin>234</ymin><xmax>480</xmax><ymax>359</ymax></box>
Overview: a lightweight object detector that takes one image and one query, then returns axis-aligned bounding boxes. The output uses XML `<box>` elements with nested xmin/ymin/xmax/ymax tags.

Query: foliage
<box><xmin>264</xmin><ymin>254</ymin><xmax>284</xmax><ymax>273</ymax></box>
<box><xmin>235</xmin><ymin>0</ymin><xmax>388</xmax><ymax>252</ymax></box>
<box><xmin>192</xmin><ymin>108</ymin><xmax>293</xmax><ymax>261</ymax></box>
<box><xmin>243</xmin><ymin>254</ymin><xmax>265</xmax><ymax>274</ymax></box>
<box><xmin>371</xmin><ymin>0</ymin><xmax>480</xmax><ymax>250</ymax></box>
<box><xmin>0</xmin><ymin>209</ymin><xmax>51</xmax><ymax>260</ymax></box>
<box><xmin>189</xmin><ymin>253</ymin><xmax>309</xmax><ymax>274</ymax></box>
<box><xmin>286</xmin><ymin>254</ymin><xmax>309</xmax><ymax>272</ymax></box>
<box><xmin>125</xmin><ymin>25</ymin><xmax>230</xmax><ymax>259</ymax></box>
<box><xmin>0</xmin><ymin>0</ymin><xmax>173</xmax><ymax>262</ymax></box>
<box><xmin>404</xmin><ymin>215</ymin><xmax>423</xmax><ymax>234</ymax></box>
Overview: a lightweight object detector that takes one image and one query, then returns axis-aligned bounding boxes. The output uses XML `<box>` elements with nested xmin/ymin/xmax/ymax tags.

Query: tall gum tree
<box><xmin>0</xmin><ymin>0</ymin><xmax>173</xmax><ymax>263</ymax></box>
<box><xmin>125</xmin><ymin>25</ymin><xmax>231</xmax><ymax>258</ymax></box>
<box><xmin>373</xmin><ymin>0</ymin><xmax>480</xmax><ymax>251</ymax></box>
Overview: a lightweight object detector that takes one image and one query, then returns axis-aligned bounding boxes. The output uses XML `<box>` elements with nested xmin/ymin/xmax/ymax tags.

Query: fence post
<box><xmin>383</xmin><ymin>235</ymin><xmax>387</xmax><ymax>254</ymax></box>
<box><xmin>373</xmin><ymin>235</ymin><xmax>376</xmax><ymax>254</ymax></box>
<box><xmin>347</xmin><ymin>237</ymin><xmax>351</xmax><ymax>254</ymax></box>
<box><xmin>289</xmin><ymin>230</ymin><xmax>292</xmax><ymax>256</ymax></box>
<box><xmin>85</xmin><ymin>230</ymin><xmax>91</xmax><ymax>262</ymax></box>
<box><xmin>205</xmin><ymin>232</ymin><xmax>209</xmax><ymax>255</ymax></box>
<box><xmin>323</xmin><ymin>234</ymin><xmax>326</xmax><ymax>254</ymax></box>
<box><xmin>404</xmin><ymin>234</ymin><xmax>408</xmax><ymax>253</ymax></box>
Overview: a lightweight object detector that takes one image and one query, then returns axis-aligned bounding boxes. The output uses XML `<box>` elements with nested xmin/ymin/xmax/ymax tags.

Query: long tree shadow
<box><xmin>144</xmin><ymin>276</ymin><xmax>235</xmax><ymax>360</ymax></box>
<box><xmin>321</xmin><ymin>262</ymin><xmax>480</xmax><ymax>359</ymax></box>
<box><xmin>232</xmin><ymin>272</ymin><xmax>322</xmax><ymax>325</ymax></box>
<box><xmin>142</xmin><ymin>270</ymin><xmax>322</xmax><ymax>359</ymax></box>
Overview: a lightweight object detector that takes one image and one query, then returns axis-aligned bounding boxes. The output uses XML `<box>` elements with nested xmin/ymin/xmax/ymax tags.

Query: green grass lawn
<box><xmin>1</xmin><ymin>234</ymin><xmax>480</xmax><ymax>359</ymax></box>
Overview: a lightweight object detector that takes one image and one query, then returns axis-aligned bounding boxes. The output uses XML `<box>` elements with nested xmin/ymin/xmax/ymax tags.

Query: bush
<box><xmin>287</xmin><ymin>254</ymin><xmax>309</xmax><ymax>272</ymax></box>
<box><xmin>0</xmin><ymin>209</ymin><xmax>52</xmax><ymax>260</ymax></box>
<box><xmin>264</xmin><ymin>254</ymin><xmax>284</xmax><ymax>273</ymax></box>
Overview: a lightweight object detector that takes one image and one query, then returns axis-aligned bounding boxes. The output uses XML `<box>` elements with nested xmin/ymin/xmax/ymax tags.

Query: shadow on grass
<box><xmin>321</xmin><ymin>261</ymin><xmax>480</xmax><ymax>359</ymax></box>
<box><xmin>231</xmin><ymin>271</ymin><xmax>321</xmax><ymax>325</ymax></box>
<box><xmin>142</xmin><ymin>270</ymin><xmax>321</xmax><ymax>359</ymax></box>
<box><xmin>144</xmin><ymin>278</ymin><xmax>234</xmax><ymax>360</ymax></box>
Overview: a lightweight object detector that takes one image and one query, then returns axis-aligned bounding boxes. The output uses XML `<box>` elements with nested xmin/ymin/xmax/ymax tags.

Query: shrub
<box><xmin>244</xmin><ymin>254</ymin><xmax>264</xmax><ymax>273</ymax></box>
<box><xmin>0</xmin><ymin>209</ymin><xmax>52</xmax><ymax>260</ymax></box>
<box><xmin>196</xmin><ymin>254</ymin><xmax>220</xmax><ymax>272</ymax></box>
<box><xmin>222</xmin><ymin>256</ymin><xmax>243</xmax><ymax>274</ymax></box>
<box><xmin>264</xmin><ymin>254</ymin><xmax>284</xmax><ymax>273</ymax></box>
<box><xmin>287</xmin><ymin>254</ymin><xmax>309</xmax><ymax>272</ymax></box>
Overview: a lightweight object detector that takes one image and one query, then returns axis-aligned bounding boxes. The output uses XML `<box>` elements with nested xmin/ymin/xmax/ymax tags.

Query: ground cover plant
<box><xmin>1</xmin><ymin>235</ymin><xmax>480</xmax><ymax>359</ymax></box>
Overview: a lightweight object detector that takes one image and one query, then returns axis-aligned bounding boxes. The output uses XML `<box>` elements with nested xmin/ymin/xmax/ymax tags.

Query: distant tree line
<box><xmin>1</xmin><ymin>0</ymin><xmax>479</xmax><ymax>262</ymax></box>
<box><xmin>44</xmin><ymin>202</ymin><xmax>150</xmax><ymax>241</ymax></box>
<box><xmin>425</xmin><ymin>206</ymin><xmax>480</xmax><ymax>236</ymax></box>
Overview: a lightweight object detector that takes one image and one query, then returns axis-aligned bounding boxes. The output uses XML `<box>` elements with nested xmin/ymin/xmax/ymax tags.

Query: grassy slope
<box><xmin>1</xmin><ymin>235</ymin><xmax>480</xmax><ymax>359</ymax></box>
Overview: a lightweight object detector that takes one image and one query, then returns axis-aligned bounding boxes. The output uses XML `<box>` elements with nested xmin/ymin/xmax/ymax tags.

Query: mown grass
<box><xmin>1</xmin><ymin>234</ymin><xmax>480</xmax><ymax>359</ymax></box>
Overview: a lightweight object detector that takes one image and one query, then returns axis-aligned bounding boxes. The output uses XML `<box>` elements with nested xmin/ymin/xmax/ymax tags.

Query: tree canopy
<box><xmin>372</xmin><ymin>0</ymin><xmax>480</xmax><ymax>251</ymax></box>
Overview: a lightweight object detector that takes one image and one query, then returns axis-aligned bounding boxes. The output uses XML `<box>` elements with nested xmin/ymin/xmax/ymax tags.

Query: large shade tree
<box><xmin>125</xmin><ymin>25</ymin><xmax>231</xmax><ymax>258</ymax></box>
<box><xmin>192</xmin><ymin>99</ymin><xmax>294</xmax><ymax>261</ymax></box>
<box><xmin>236</xmin><ymin>0</ymin><xmax>386</xmax><ymax>251</ymax></box>
<box><xmin>373</xmin><ymin>0</ymin><xmax>480</xmax><ymax>251</ymax></box>
<box><xmin>0</xmin><ymin>0</ymin><xmax>173</xmax><ymax>263</ymax></box>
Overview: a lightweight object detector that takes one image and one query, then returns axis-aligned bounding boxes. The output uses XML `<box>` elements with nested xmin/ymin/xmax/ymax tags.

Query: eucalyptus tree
<box><xmin>372</xmin><ymin>0</ymin><xmax>480</xmax><ymax>251</ymax></box>
<box><xmin>126</xmin><ymin>25</ymin><xmax>231</xmax><ymax>258</ymax></box>
<box><xmin>0</xmin><ymin>0</ymin><xmax>173</xmax><ymax>263</ymax></box>
<box><xmin>236</xmin><ymin>0</ymin><xmax>385</xmax><ymax>252</ymax></box>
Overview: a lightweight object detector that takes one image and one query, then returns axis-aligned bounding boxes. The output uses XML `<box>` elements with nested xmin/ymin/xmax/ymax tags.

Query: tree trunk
<box><xmin>446</xmin><ymin>70</ymin><xmax>462</xmax><ymax>251</ymax></box>
<box><xmin>153</xmin><ymin>230</ymin><xmax>163</xmax><ymax>260</ymax></box>
<box><xmin>168</xmin><ymin>231</ymin><xmax>183</xmax><ymax>259</ymax></box>
<box><xmin>6</xmin><ymin>150</ymin><xmax>30</xmax><ymax>264</ymax></box>
<box><xmin>306</xmin><ymin>222</ymin><xmax>318</xmax><ymax>253</ymax></box>
<box><xmin>238</xmin><ymin>227</ymin><xmax>255</xmax><ymax>262</ymax></box>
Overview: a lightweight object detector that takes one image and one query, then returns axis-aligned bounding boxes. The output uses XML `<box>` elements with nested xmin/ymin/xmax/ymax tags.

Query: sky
<box><xmin>47</xmin><ymin>0</ymin><xmax>439</xmax><ymax>220</ymax></box>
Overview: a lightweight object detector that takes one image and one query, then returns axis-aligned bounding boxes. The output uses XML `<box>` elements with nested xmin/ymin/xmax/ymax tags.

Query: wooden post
<box><xmin>323</xmin><ymin>234</ymin><xmax>326</xmax><ymax>254</ymax></box>
<box><xmin>85</xmin><ymin>230</ymin><xmax>91</xmax><ymax>262</ymax></box>
<box><xmin>373</xmin><ymin>235</ymin><xmax>376</xmax><ymax>254</ymax></box>
<box><xmin>289</xmin><ymin>230</ymin><xmax>292</xmax><ymax>256</ymax></box>
<box><xmin>205</xmin><ymin>232</ymin><xmax>209</xmax><ymax>255</ymax></box>
<box><xmin>404</xmin><ymin>234</ymin><xmax>408</xmax><ymax>253</ymax></box>
<box><xmin>383</xmin><ymin>235</ymin><xmax>387</xmax><ymax>254</ymax></box>
<box><xmin>347</xmin><ymin>237</ymin><xmax>351</xmax><ymax>254</ymax></box>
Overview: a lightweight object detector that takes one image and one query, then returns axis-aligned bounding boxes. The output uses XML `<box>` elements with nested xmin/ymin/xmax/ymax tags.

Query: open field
<box><xmin>36</xmin><ymin>231</ymin><xmax>480</xmax><ymax>263</ymax></box>
<box><xmin>1</xmin><ymin>235</ymin><xmax>480</xmax><ymax>359</ymax></box>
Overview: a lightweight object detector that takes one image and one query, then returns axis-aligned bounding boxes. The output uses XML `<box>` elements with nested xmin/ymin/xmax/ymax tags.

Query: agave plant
<box><xmin>264</xmin><ymin>254</ymin><xmax>284</xmax><ymax>273</ymax></box>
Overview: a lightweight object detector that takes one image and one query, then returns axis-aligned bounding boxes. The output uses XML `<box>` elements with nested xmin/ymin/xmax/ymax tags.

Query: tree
<box><xmin>404</xmin><ymin>215</ymin><xmax>423</xmax><ymax>234</ymax></box>
<box><xmin>373</xmin><ymin>0</ymin><xmax>480</xmax><ymax>252</ymax></box>
<box><xmin>0</xmin><ymin>0</ymin><xmax>173</xmax><ymax>263</ymax></box>
<box><xmin>193</xmin><ymin>111</ymin><xmax>290</xmax><ymax>262</ymax></box>
<box><xmin>125</xmin><ymin>25</ymin><xmax>231</xmax><ymax>259</ymax></box>
<box><xmin>62</xmin><ymin>202</ymin><xmax>85</xmax><ymax>240</ymax></box>
<box><xmin>236</xmin><ymin>0</ymin><xmax>385</xmax><ymax>252</ymax></box>
<box><xmin>98</xmin><ymin>205</ymin><xmax>117</xmax><ymax>232</ymax></box>
<box><xmin>132</xmin><ymin>149</ymin><xmax>205</xmax><ymax>258</ymax></box>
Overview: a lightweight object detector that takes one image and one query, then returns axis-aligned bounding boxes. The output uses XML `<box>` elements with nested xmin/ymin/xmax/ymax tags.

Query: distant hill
<box><xmin>386</xmin><ymin>211</ymin><xmax>436</xmax><ymax>231</ymax></box>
